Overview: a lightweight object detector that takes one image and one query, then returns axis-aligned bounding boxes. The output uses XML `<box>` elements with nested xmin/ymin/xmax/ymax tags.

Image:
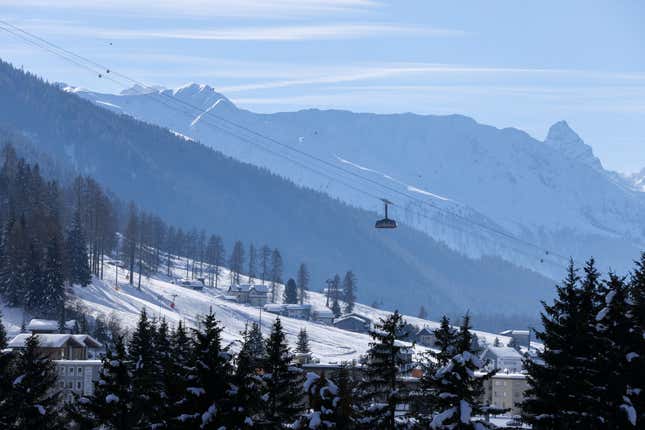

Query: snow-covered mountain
<box><xmin>73</xmin><ymin>84</ymin><xmax>645</xmax><ymax>276</ymax></box>
<box><xmin>629</xmin><ymin>168</ymin><xmax>645</xmax><ymax>192</ymax></box>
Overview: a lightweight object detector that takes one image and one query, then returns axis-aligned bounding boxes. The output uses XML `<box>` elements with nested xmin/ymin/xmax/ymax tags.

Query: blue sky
<box><xmin>2</xmin><ymin>0</ymin><xmax>644</xmax><ymax>173</ymax></box>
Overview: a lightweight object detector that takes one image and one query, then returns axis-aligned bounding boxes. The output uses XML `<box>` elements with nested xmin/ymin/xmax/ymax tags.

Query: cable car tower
<box><xmin>375</xmin><ymin>199</ymin><xmax>397</xmax><ymax>229</ymax></box>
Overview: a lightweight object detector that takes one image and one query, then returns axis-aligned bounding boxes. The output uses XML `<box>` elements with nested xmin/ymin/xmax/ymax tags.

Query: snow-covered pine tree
<box><xmin>413</xmin><ymin>315</ymin><xmax>457</xmax><ymax>424</ymax></box>
<box><xmin>227</xmin><ymin>325</ymin><xmax>267</xmax><ymax>428</ymax></box>
<box><xmin>180</xmin><ymin>310</ymin><xmax>233</xmax><ymax>429</ymax></box>
<box><xmin>128</xmin><ymin>308</ymin><xmax>163</xmax><ymax>428</ymax></box>
<box><xmin>283</xmin><ymin>278</ymin><xmax>299</xmax><ymax>304</ymax></box>
<box><xmin>628</xmin><ymin>252</ymin><xmax>645</xmax><ymax>426</ymax></box>
<box><xmin>356</xmin><ymin>310</ymin><xmax>411</xmax><ymax>429</ymax></box>
<box><xmin>246</xmin><ymin>321</ymin><xmax>266</xmax><ymax>367</ymax></box>
<box><xmin>342</xmin><ymin>271</ymin><xmax>357</xmax><ymax>314</ymax></box>
<box><xmin>24</xmin><ymin>241</ymin><xmax>44</xmax><ymax>313</ymax></box>
<box><xmin>333</xmin><ymin>363</ymin><xmax>358</xmax><ymax>429</ymax></box>
<box><xmin>262</xmin><ymin>317</ymin><xmax>305</xmax><ymax>426</ymax></box>
<box><xmin>71</xmin><ymin>335</ymin><xmax>133</xmax><ymax>430</ymax></box>
<box><xmin>166</xmin><ymin>320</ymin><xmax>193</xmax><ymax>426</ymax></box>
<box><xmin>304</xmin><ymin>371</ymin><xmax>339</xmax><ymax>429</ymax></box>
<box><xmin>7</xmin><ymin>334</ymin><xmax>61</xmax><ymax>429</ymax></box>
<box><xmin>426</xmin><ymin>315</ymin><xmax>504</xmax><ymax>430</ymax></box>
<box><xmin>0</xmin><ymin>312</ymin><xmax>13</xmax><ymax>429</ymax></box>
<box><xmin>521</xmin><ymin>260</ymin><xmax>602</xmax><ymax>429</ymax></box>
<box><xmin>594</xmin><ymin>272</ymin><xmax>639</xmax><ymax>428</ymax></box>
<box><xmin>65</xmin><ymin>208</ymin><xmax>91</xmax><ymax>287</ymax></box>
<box><xmin>331</xmin><ymin>295</ymin><xmax>341</xmax><ymax>318</ymax></box>
<box><xmin>41</xmin><ymin>233</ymin><xmax>65</xmax><ymax>319</ymax></box>
<box><xmin>0</xmin><ymin>214</ymin><xmax>28</xmax><ymax>306</ymax></box>
<box><xmin>297</xmin><ymin>262</ymin><xmax>309</xmax><ymax>304</ymax></box>
<box><xmin>153</xmin><ymin>318</ymin><xmax>174</xmax><ymax>428</ymax></box>
<box><xmin>296</xmin><ymin>328</ymin><xmax>311</xmax><ymax>354</ymax></box>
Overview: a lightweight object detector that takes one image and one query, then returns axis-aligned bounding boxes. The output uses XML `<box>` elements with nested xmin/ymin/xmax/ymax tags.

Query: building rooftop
<box><xmin>26</xmin><ymin>319</ymin><xmax>76</xmax><ymax>332</ymax></box>
<box><xmin>8</xmin><ymin>333</ymin><xmax>102</xmax><ymax>349</ymax></box>
<box><xmin>483</xmin><ymin>346</ymin><xmax>523</xmax><ymax>359</ymax></box>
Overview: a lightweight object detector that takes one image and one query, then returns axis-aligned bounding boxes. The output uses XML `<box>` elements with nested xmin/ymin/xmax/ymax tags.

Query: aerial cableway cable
<box><xmin>0</xmin><ymin>20</ymin><xmax>567</xmax><ymax>268</ymax></box>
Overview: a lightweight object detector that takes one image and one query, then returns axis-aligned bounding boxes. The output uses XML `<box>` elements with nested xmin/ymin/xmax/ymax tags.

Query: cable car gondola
<box><xmin>375</xmin><ymin>199</ymin><xmax>397</xmax><ymax>229</ymax></box>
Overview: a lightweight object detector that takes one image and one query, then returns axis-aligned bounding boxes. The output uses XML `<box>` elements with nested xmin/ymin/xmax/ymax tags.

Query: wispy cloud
<box><xmin>5</xmin><ymin>0</ymin><xmax>381</xmax><ymax>18</ymax></box>
<box><xmin>10</xmin><ymin>20</ymin><xmax>462</xmax><ymax>41</ymax></box>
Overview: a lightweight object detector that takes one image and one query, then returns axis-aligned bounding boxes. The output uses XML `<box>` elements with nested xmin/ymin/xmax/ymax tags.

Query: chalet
<box><xmin>499</xmin><ymin>329</ymin><xmax>531</xmax><ymax>348</ymax></box>
<box><xmin>284</xmin><ymin>304</ymin><xmax>312</xmax><ymax>320</ymax></box>
<box><xmin>176</xmin><ymin>278</ymin><xmax>204</xmax><ymax>291</ymax></box>
<box><xmin>27</xmin><ymin>318</ymin><xmax>76</xmax><ymax>334</ymax></box>
<box><xmin>8</xmin><ymin>333</ymin><xmax>103</xmax><ymax>360</ymax></box>
<box><xmin>311</xmin><ymin>309</ymin><xmax>334</xmax><ymax>325</ymax></box>
<box><xmin>415</xmin><ymin>326</ymin><xmax>436</xmax><ymax>347</ymax></box>
<box><xmin>333</xmin><ymin>313</ymin><xmax>371</xmax><ymax>334</ymax></box>
<box><xmin>228</xmin><ymin>284</ymin><xmax>269</xmax><ymax>306</ymax></box>
<box><xmin>481</xmin><ymin>346</ymin><xmax>524</xmax><ymax>373</ymax></box>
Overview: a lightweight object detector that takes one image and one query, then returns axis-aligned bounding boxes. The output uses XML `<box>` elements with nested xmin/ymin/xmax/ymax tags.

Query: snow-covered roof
<box><xmin>263</xmin><ymin>304</ymin><xmax>285</xmax><ymax>312</ymax></box>
<box><xmin>334</xmin><ymin>313</ymin><xmax>371</xmax><ymax>325</ymax></box>
<box><xmin>8</xmin><ymin>334</ymin><xmax>85</xmax><ymax>349</ymax></box>
<box><xmin>483</xmin><ymin>346</ymin><xmax>523</xmax><ymax>359</ymax></box>
<box><xmin>312</xmin><ymin>309</ymin><xmax>334</xmax><ymax>317</ymax></box>
<box><xmin>417</xmin><ymin>327</ymin><xmax>434</xmax><ymax>336</ymax></box>
<box><xmin>228</xmin><ymin>284</ymin><xmax>269</xmax><ymax>294</ymax></box>
<box><xmin>72</xmin><ymin>335</ymin><xmax>103</xmax><ymax>348</ymax></box>
<box><xmin>284</xmin><ymin>304</ymin><xmax>312</xmax><ymax>310</ymax></box>
<box><xmin>27</xmin><ymin>319</ymin><xmax>76</xmax><ymax>332</ymax></box>
<box><xmin>499</xmin><ymin>329</ymin><xmax>530</xmax><ymax>336</ymax></box>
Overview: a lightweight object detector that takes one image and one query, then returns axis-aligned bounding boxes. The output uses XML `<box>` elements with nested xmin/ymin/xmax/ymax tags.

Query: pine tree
<box><xmin>304</xmin><ymin>371</ymin><xmax>339</xmax><ymax>429</ymax></box>
<box><xmin>333</xmin><ymin>364</ymin><xmax>357</xmax><ymax>429</ymax></box>
<box><xmin>521</xmin><ymin>260</ymin><xmax>603</xmax><ymax>429</ymax></box>
<box><xmin>248</xmin><ymin>244</ymin><xmax>257</xmax><ymax>284</ymax></box>
<box><xmin>227</xmin><ymin>325</ymin><xmax>266</xmax><ymax>428</ymax></box>
<box><xmin>331</xmin><ymin>295</ymin><xmax>341</xmax><ymax>318</ymax></box>
<box><xmin>0</xmin><ymin>312</ymin><xmax>14</xmax><ymax>429</ymax></box>
<box><xmin>167</xmin><ymin>321</ymin><xmax>193</xmax><ymax>428</ymax></box>
<box><xmin>92</xmin><ymin>315</ymin><xmax>109</xmax><ymax>345</ymax></box>
<box><xmin>270</xmin><ymin>249</ymin><xmax>283</xmax><ymax>302</ymax></box>
<box><xmin>65</xmin><ymin>208</ymin><xmax>91</xmax><ymax>287</ymax></box>
<box><xmin>24</xmin><ymin>241</ymin><xmax>45</xmax><ymax>312</ymax></box>
<box><xmin>128</xmin><ymin>308</ymin><xmax>163</xmax><ymax>428</ymax></box>
<box><xmin>7</xmin><ymin>334</ymin><xmax>61</xmax><ymax>430</ymax></box>
<box><xmin>424</xmin><ymin>315</ymin><xmax>503</xmax><ymax>429</ymax></box>
<box><xmin>297</xmin><ymin>263</ymin><xmax>310</xmax><ymax>304</ymax></box>
<box><xmin>283</xmin><ymin>278</ymin><xmax>299</xmax><ymax>304</ymax></box>
<box><xmin>417</xmin><ymin>305</ymin><xmax>428</xmax><ymax>320</ymax></box>
<box><xmin>628</xmin><ymin>252</ymin><xmax>645</xmax><ymax>426</ymax></box>
<box><xmin>593</xmin><ymin>272</ymin><xmax>639</xmax><ymax>428</ymax></box>
<box><xmin>262</xmin><ymin>317</ymin><xmax>305</xmax><ymax>426</ymax></box>
<box><xmin>342</xmin><ymin>271</ymin><xmax>357</xmax><ymax>314</ymax></box>
<box><xmin>296</xmin><ymin>328</ymin><xmax>310</xmax><ymax>354</ymax></box>
<box><xmin>356</xmin><ymin>310</ymin><xmax>411</xmax><ymax>428</ymax></box>
<box><xmin>41</xmin><ymin>234</ymin><xmax>65</xmax><ymax>319</ymax></box>
<box><xmin>0</xmin><ymin>214</ymin><xmax>28</xmax><ymax>306</ymax></box>
<box><xmin>229</xmin><ymin>240</ymin><xmax>245</xmax><ymax>285</ymax></box>
<box><xmin>74</xmin><ymin>335</ymin><xmax>134</xmax><ymax>430</ymax></box>
<box><xmin>154</xmin><ymin>318</ymin><xmax>174</xmax><ymax>428</ymax></box>
<box><xmin>246</xmin><ymin>322</ymin><xmax>265</xmax><ymax>367</ymax></box>
<box><xmin>181</xmin><ymin>311</ymin><xmax>233</xmax><ymax>429</ymax></box>
<box><xmin>413</xmin><ymin>315</ymin><xmax>457</xmax><ymax>424</ymax></box>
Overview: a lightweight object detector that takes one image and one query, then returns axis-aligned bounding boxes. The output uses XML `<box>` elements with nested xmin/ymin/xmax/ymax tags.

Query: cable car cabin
<box><xmin>375</xmin><ymin>217</ymin><xmax>397</xmax><ymax>229</ymax></box>
<box><xmin>375</xmin><ymin>199</ymin><xmax>397</xmax><ymax>229</ymax></box>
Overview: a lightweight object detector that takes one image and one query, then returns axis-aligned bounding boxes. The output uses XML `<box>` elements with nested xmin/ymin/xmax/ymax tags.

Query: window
<box><xmin>68</xmin><ymin>367</ymin><xmax>74</xmax><ymax>376</ymax></box>
<box><xmin>59</xmin><ymin>380</ymin><xmax>65</xmax><ymax>388</ymax></box>
<box><xmin>67</xmin><ymin>381</ymin><xmax>73</xmax><ymax>389</ymax></box>
<box><xmin>59</xmin><ymin>367</ymin><xmax>65</xmax><ymax>375</ymax></box>
<box><xmin>77</xmin><ymin>367</ymin><xmax>83</xmax><ymax>375</ymax></box>
<box><xmin>76</xmin><ymin>381</ymin><xmax>82</xmax><ymax>390</ymax></box>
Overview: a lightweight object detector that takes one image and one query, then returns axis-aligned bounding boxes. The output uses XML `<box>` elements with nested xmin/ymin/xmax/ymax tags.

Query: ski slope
<box><xmin>2</xmin><ymin>256</ymin><xmax>510</xmax><ymax>363</ymax></box>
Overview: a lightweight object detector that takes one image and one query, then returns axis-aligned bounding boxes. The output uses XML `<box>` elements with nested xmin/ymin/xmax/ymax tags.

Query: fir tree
<box><xmin>181</xmin><ymin>311</ymin><xmax>233</xmax><ymax>429</ymax></box>
<box><xmin>356</xmin><ymin>310</ymin><xmax>411</xmax><ymax>428</ymax></box>
<box><xmin>227</xmin><ymin>325</ymin><xmax>266</xmax><ymax>428</ymax></box>
<box><xmin>297</xmin><ymin>263</ymin><xmax>309</xmax><ymax>304</ymax></box>
<box><xmin>521</xmin><ymin>260</ymin><xmax>602</xmax><ymax>429</ymax></box>
<box><xmin>167</xmin><ymin>321</ymin><xmax>193</xmax><ymax>428</ymax></box>
<box><xmin>262</xmin><ymin>317</ymin><xmax>305</xmax><ymax>426</ymax></box>
<box><xmin>41</xmin><ymin>234</ymin><xmax>65</xmax><ymax>318</ymax></box>
<box><xmin>424</xmin><ymin>315</ymin><xmax>504</xmax><ymax>429</ymax></box>
<box><xmin>128</xmin><ymin>308</ymin><xmax>163</xmax><ymax>428</ymax></box>
<box><xmin>342</xmin><ymin>271</ymin><xmax>357</xmax><ymax>314</ymax></box>
<box><xmin>304</xmin><ymin>371</ymin><xmax>339</xmax><ymax>429</ymax></box>
<box><xmin>413</xmin><ymin>315</ymin><xmax>457</xmax><ymax>424</ymax></box>
<box><xmin>331</xmin><ymin>295</ymin><xmax>342</xmax><ymax>318</ymax></box>
<box><xmin>417</xmin><ymin>305</ymin><xmax>428</xmax><ymax>320</ymax></box>
<box><xmin>283</xmin><ymin>278</ymin><xmax>299</xmax><ymax>304</ymax></box>
<box><xmin>75</xmin><ymin>335</ymin><xmax>134</xmax><ymax>430</ymax></box>
<box><xmin>0</xmin><ymin>312</ymin><xmax>13</xmax><ymax>429</ymax></box>
<box><xmin>245</xmin><ymin>322</ymin><xmax>266</xmax><ymax>367</ymax></box>
<box><xmin>7</xmin><ymin>334</ymin><xmax>61</xmax><ymax>430</ymax></box>
<box><xmin>333</xmin><ymin>364</ymin><xmax>357</xmax><ymax>429</ymax></box>
<box><xmin>628</xmin><ymin>252</ymin><xmax>645</xmax><ymax>426</ymax></box>
<box><xmin>296</xmin><ymin>327</ymin><xmax>311</xmax><ymax>354</ymax></box>
<box><xmin>65</xmin><ymin>208</ymin><xmax>91</xmax><ymax>287</ymax></box>
<box><xmin>270</xmin><ymin>249</ymin><xmax>283</xmax><ymax>302</ymax></box>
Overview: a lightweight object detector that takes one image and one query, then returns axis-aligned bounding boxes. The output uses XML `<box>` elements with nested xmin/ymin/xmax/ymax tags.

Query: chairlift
<box><xmin>375</xmin><ymin>199</ymin><xmax>397</xmax><ymax>229</ymax></box>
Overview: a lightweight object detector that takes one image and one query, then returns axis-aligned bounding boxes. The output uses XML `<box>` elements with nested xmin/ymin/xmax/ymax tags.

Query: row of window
<box><xmin>58</xmin><ymin>380</ymin><xmax>83</xmax><ymax>390</ymax></box>
<box><xmin>58</xmin><ymin>366</ymin><xmax>84</xmax><ymax>376</ymax></box>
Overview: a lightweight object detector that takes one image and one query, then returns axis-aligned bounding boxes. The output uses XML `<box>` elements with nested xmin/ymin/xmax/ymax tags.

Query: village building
<box><xmin>332</xmin><ymin>313</ymin><xmax>371</xmax><ymax>334</ymax></box>
<box><xmin>415</xmin><ymin>326</ymin><xmax>436</xmax><ymax>347</ymax></box>
<box><xmin>262</xmin><ymin>303</ymin><xmax>312</xmax><ymax>320</ymax></box>
<box><xmin>311</xmin><ymin>309</ymin><xmax>334</xmax><ymax>325</ymax></box>
<box><xmin>481</xmin><ymin>346</ymin><xmax>524</xmax><ymax>373</ymax></box>
<box><xmin>481</xmin><ymin>372</ymin><xmax>528</xmax><ymax>416</ymax></box>
<box><xmin>228</xmin><ymin>284</ymin><xmax>269</xmax><ymax>306</ymax></box>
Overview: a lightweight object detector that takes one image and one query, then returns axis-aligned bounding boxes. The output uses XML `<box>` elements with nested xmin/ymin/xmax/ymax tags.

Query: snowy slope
<box><xmin>72</xmin><ymin>84</ymin><xmax>645</xmax><ymax>276</ymax></box>
<box><xmin>1</xmin><ymin>257</ymin><xmax>509</xmax><ymax>363</ymax></box>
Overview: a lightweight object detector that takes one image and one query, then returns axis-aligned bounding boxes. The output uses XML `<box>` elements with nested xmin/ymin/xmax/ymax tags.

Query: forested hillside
<box><xmin>0</xmin><ymin>59</ymin><xmax>553</xmax><ymax>316</ymax></box>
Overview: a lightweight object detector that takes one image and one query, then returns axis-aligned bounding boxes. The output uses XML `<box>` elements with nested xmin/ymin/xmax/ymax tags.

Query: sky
<box><xmin>2</xmin><ymin>0</ymin><xmax>644</xmax><ymax>174</ymax></box>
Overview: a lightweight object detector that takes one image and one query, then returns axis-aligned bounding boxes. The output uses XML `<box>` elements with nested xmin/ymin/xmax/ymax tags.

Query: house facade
<box><xmin>499</xmin><ymin>329</ymin><xmax>531</xmax><ymax>348</ymax></box>
<box><xmin>311</xmin><ymin>309</ymin><xmax>334</xmax><ymax>325</ymax></box>
<box><xmin>55</xmin><ymin>359</ymin><xmax>102</xmax><ymax>402</ymax></box>
<box><xmin>481</xmin><ymin>372</ymin><xmax>528</xmax><ymax>415</ymax></box>
<box><xmin>333</xmin><ymin>314</ymin><xmax>371</xmax><ymax>334</ymax></box>
<box><xmin>228</xmin><ymin>284</ymin><xmax>269</xmax><ymax>306</ymax></box>
<box><xmin>481</xmin><ymin>346</ymin><xmax>524</xmax><ymax>373</ymax></box>
<box><xmin>415</xmin><ymin>327</ymin><xmax>436</xmax><ymax>347</ymax></box>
